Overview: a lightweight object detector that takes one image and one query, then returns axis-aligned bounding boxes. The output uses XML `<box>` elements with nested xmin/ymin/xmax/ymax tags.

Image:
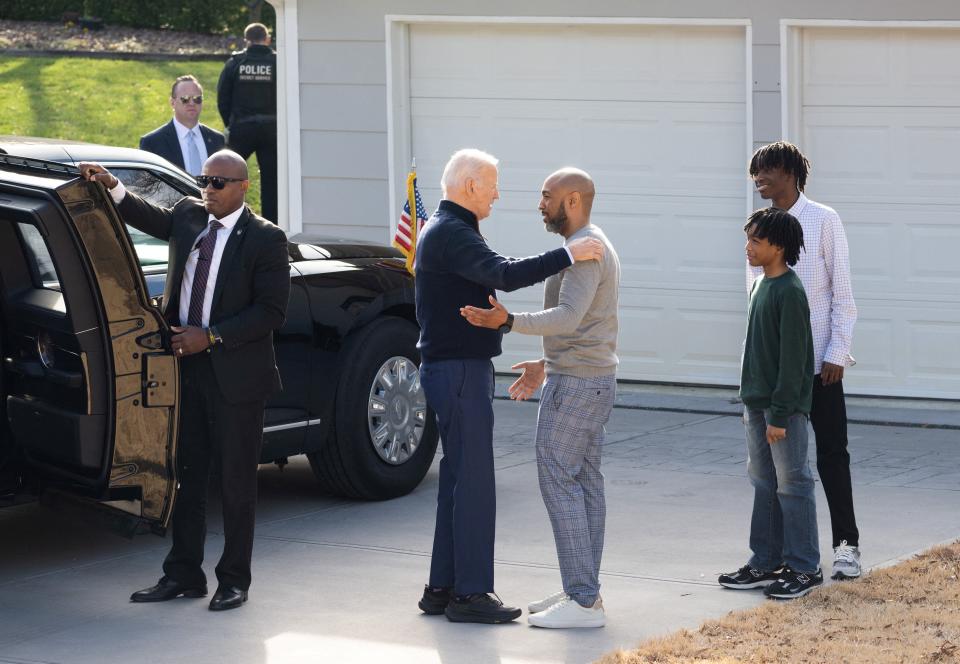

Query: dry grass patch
<box><xmin>600</xmin><ymin>541</ymin><xmax>960</xmax><ymax>664</ymax></box>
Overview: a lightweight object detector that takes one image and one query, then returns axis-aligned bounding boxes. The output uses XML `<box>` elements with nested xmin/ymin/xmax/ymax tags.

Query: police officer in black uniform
<box><xmin>217</xmin><ymin>23</ymin><xmax>278</xmax><ymax>223</ymax></box>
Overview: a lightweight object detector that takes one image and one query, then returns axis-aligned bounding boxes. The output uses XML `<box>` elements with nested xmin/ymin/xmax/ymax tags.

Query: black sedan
<box><xmin>0</xmin><ymin>138</ymin><xmax>438</xmax><ymax>533</ymax></box>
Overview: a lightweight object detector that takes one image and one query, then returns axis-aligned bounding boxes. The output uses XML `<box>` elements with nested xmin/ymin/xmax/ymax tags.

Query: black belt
<box><xmin>232</xmin><ymin>114</ymin><xmax>276</xmax><ymax>124</ymax></box>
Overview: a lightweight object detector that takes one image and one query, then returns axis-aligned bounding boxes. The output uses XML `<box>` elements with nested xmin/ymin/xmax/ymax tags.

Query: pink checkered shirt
<box><xmin>747</xmin><ymin>193</ymin><xmax>857</xmax><ymax>375</ymax></box>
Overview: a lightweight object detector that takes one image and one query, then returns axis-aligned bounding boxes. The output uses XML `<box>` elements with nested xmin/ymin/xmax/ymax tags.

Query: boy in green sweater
<box><xmin>719</xmin><ymin>207</ymin><xmax>822</xmax><ymax>599</ymax></box>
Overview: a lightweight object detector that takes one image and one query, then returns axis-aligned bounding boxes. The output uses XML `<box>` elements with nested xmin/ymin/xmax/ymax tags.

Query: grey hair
<box><xmin>440</xmin><ymin>148</ymin><xmax>499</xmax><ymax>196</ymax></box>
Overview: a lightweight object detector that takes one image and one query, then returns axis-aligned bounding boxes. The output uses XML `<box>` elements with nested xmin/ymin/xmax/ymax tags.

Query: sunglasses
<box><xmin>196</xmin><ymin>175</ymin><xmax>246</xmax><ymax>189</ymax></box>
<box><xmin>177</xmin><ymin>95</ymin><xmax>203</xmax><ymax>104</ymax></box>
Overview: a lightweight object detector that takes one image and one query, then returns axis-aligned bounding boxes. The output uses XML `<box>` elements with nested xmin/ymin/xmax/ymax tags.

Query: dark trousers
<box><xmin>420</xmin><ymin>358</ymin><xmax>496</xmax><ymax>596</ymax></box>
<box><xmin>162</xmin><ymin>353</ymin><xmax>265</xmax><ymax>590</ymax></box>
<box><xmin>811</xmin><ymin>376</ymin><xmax>859</xmax><ymax>548</ymax></box>
<box><xmin>227</xmin><ymin>120</ymin><xmax>277</xmax><ymax>223</ymax></box>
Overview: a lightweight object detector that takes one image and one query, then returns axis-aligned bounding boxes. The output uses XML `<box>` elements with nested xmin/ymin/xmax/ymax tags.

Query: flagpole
<box><xmin>405</xmin><ymin>159</ymin><xmax>418</xmax><ymax>275</ymax></box>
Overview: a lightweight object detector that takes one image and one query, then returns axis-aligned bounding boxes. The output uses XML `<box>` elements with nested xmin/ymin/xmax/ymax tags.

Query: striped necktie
<box><xmin>186</xmin><ymin>220</ymin><xmax>223</xmax><ymax>327</ymax></box>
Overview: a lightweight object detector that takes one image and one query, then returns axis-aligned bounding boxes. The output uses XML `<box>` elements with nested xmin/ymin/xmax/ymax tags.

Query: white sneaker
<box><xmin>832</xmin><ymin>540</ymin><xmax>862</xmax><ymax>580</ymax></box>
<box><xmin>528</xmin><ymin>590</ymin><xmax>567</xmax><ymax>614</ymax></box>
<box><xmin>528</xmin><ymin>597</ymin><xmax>605</xmax><ymax>629</ymax></box>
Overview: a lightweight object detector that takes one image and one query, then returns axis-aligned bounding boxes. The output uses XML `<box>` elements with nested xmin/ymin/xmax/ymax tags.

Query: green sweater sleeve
<box><xmin>769</xmin><ymin>287</ymin><xmax>812</xmax><ymax>427</ymax></box>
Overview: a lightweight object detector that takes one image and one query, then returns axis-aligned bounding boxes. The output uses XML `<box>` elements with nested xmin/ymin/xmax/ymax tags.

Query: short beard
<box><xmin>543</xmin><ymin>203</ymin><xmax>567</xmax><ymax>235</ymax></box>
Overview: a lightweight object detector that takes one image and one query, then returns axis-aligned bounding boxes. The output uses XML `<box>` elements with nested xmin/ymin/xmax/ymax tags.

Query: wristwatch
<box><xmin>498</xmin><ymin>313</ymin><xmax>514</xmax><ymax>334</ymax></box>
<box><xmin>206</xmin><ymin>326</ymin><xmax>223</xmax><ymax>346</ymax></box>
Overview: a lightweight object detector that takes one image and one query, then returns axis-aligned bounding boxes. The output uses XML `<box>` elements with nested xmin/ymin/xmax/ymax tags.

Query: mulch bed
<box><xmin>0</xmin><ymin>19</ymin><xmax>237</xmax><ymax>55</ymax></box>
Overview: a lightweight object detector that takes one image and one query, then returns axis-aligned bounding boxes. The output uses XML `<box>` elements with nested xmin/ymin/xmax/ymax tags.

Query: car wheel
<box><xmin>308</xmin><ymin>316</ymin><xmax>438</xmax><ymax>500</ymax></box>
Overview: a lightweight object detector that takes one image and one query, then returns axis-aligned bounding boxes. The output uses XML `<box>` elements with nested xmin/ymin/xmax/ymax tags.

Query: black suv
<box><xmin>0</xmin><ymin>139</ymin><xmax>438</xmax><ymax>534</ymax></box>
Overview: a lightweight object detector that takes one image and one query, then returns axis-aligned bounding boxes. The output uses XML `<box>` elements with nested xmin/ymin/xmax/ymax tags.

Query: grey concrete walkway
<box><xmin>1</xmin><ymin>386</ymin><xmax>957</xmax><ymax>664</ymax></box>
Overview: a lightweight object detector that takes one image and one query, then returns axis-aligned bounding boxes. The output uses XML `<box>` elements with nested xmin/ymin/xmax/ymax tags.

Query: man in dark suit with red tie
<box><xmin>79</xmin><ymin>151</ymin><xmax>289</xmax><ymax>611</ymax></box>
<box><xmin>139</xmin><ymin>75</ymin><xmax>225</xmax><ymax>176</ymax></box>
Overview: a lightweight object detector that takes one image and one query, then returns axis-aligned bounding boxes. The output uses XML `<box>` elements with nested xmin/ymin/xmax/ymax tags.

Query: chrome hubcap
<box><xmin>367</xmin><ymin>356</ymin><xmax>426</xmax><ymax>465</ymax></box>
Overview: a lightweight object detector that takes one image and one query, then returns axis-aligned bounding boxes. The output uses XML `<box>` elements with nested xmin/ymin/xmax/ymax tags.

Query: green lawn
<box><xmin>0</xmin><ymin>55</ymin><xmax>261</xmax><ymax>213</ymax></box>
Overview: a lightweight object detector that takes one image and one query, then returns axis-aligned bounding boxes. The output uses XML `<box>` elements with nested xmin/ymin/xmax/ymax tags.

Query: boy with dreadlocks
<box><xmin>747</xmin><ymin>141</ymin><xmax>860</xmax><ymax>581</ymax></box>
<box><xmin>720</xmin><ymin>208</ymin><xmax>822</xmax><ymax>599</ymax></box>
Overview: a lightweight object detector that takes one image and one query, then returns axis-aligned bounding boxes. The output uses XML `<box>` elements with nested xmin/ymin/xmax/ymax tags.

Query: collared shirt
<box><xmin>746</xmin><ymin>192</ymin><xmax>857</xmax><ymax>374</ymax></box>
<box><xmin>108</xmin><ymin>180</ymin><xmax>242</xmax><ymax>328</ymax></box>
<box><xmin>177</xmin><ymin>207</ymin><xmax>242</xmax><ymax>328</ymax></box>
<box><xmin>173</xmin><ymin>118</ymin><xmax>208</xmax><ymax>176</ymax></box>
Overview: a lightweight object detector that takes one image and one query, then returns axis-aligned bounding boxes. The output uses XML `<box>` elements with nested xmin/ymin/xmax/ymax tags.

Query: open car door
<box><xmin>0</xmin><ymin>162</ymin><xmax>178</xmax><ymax>534</ymax></box>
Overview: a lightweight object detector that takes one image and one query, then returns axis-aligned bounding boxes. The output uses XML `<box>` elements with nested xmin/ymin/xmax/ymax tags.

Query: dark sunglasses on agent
<box><xmin>178</xmin><ymin>95</ymin><xmax>203</xmax><ymax>104</ymax></box>
<box><xmin>196</xmin><ymin>175</ymin><xmax>246</xmax><ymax>190</ymax></box>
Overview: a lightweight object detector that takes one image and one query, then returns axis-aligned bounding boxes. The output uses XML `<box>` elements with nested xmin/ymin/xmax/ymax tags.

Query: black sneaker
<box><xmin>764</xmin><ymin>567</ymin><xmax>823</xmax><ymax>599</ymax></box>
<box><xmin>444</xmin><ymin>593</ymin><xmax>522</xmax><ymax>624</ymax></box>
<box><xmin>418</xmin><ymin>585</ymin><xmax>452</xmax><ymax>615</ymax></box>
<box><xmin>718</xmin><ymin>564</ymin><xmax>781</xmax><ymax>589</ymax></box>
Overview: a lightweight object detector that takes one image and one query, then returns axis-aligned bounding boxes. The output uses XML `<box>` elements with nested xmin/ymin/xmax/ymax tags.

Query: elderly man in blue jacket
<box><xmin>414</xmin><ymin>148</ymin><xmax>604</xmax><ymax>624</ymax></box>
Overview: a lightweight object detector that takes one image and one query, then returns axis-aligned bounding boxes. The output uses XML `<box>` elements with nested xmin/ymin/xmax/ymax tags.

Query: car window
<box><xmin>16</xmin><ymin>222</ymin><xmax>67</xmax><ymax>307</ymax></box>
<box><xmin>112</xmin><ymin>168</ymin><xmax>182</xmax><ymax>268</ymax></box>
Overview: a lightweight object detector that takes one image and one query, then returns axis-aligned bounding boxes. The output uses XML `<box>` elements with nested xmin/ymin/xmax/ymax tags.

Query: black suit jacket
<box><xmin>117</xmin><ymin>191</ymin><xmax>290</xmax><ymax>404</ymax></box>
<box><xmin>139</xmin><ymin>120</ymin><xmax>225</xmax><ymax>172</ymax></box>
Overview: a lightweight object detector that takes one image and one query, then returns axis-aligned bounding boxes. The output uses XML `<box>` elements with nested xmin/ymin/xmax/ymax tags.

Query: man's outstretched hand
<box><xmin>509</xmin><ymin>360</ymin><xmax>546</xmax><ymax>401</ymax></box>
<box><xmin>568</xmin><ymin>237</ymin><xmax>604</xmax><ymax>262</ymax></box>
<box><xmin>460</xmin><ymin>295</ymin><xmax>509</xmax><ymax>329</ymax></box>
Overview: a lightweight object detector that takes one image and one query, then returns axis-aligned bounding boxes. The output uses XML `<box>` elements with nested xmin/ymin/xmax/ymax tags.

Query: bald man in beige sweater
<box><xmin>461</xmin><ymin>168</ymin><xmax>620</xmax><ymax>629</ymax></box>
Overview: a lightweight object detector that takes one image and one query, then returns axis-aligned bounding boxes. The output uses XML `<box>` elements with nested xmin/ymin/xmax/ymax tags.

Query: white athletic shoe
<box><xmin>528</xmin><ymin>597</ymin><xmax>606</xmax><ymax>629</ymax></box>
<box><xmin>527</xmin><ymin>590</ymin><xmax>568</xmax><ymax>614</ymax></box>
<box><xmin>832</xmin><ymin>540</ymin><xmax>862</xmax><ymax>580</ymax></box>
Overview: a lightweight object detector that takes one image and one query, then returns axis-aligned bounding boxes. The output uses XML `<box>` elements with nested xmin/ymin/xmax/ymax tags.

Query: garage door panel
<box><xmin>803</xmin><ymin>28</ymin><xmax>960</xmax><ymax>107</ymax></box>
<box><xmin>497</xmin><ymin>290</ymin><xmax>746</xmax><ymax>386</ymax></box>
<box><xmin>469</xmin><ymin>192</ymin><xmax>747</xmax><ymax>295</ymax></box>
<box><xmin>839</xmin><ymin>205</ymin><xmax>960</xmax><ymax>301</ymax></box>
<box><xmin>845</xmin><ymin>301</ymin><xmax>960</xmax><ymax>398</ymax></box>
<box><xmin>847</xmin><ymin>317</ymin><xmax>897</xmax><ymax>381</ymax></box>
<box><xmin>905</xmin><ymin>224</ymin><xmax>960</xmax><ymax>291</ymax></box>
<box><xmin>411</xmin><ymin>24</ymin><xmax>745</xmax><ymax>103</ymax></box>
<box><xmin>803</xmin><ymin>107</ymin><xmax>960</xmax><ymax>205</ymax></box>
<box><xmin>412</xmin><ymin>98</ymin><xmax>746</xmax><ymax>197</ymax></box>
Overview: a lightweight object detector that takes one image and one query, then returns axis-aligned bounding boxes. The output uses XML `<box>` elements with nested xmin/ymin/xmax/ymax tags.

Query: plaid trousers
<box><xmin>536</xmin><ymin>372</ymin><xmax>616</xmax><ymax>607</ymax></box>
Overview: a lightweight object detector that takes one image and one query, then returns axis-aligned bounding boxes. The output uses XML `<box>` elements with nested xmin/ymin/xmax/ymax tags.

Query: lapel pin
<box><xmin>236</xmin><ymin>229</ymin><xmax>243</xmax><ymax>236</ymax></box>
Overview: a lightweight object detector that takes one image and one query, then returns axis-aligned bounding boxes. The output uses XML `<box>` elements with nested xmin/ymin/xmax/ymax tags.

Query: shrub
<box><xmin>0</xmin><ymin>0</ymin><xmax>275</xmax><ymax>35</ymax></box>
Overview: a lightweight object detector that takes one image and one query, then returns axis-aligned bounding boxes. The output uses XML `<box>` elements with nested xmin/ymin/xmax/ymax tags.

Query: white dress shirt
<box><xmin>108</xmin><ymin>179</ymin><xmax>243</xmax><ymax>328</ymax></box>
<box><xmin>746</xmin><ymin>193</ymin><xmax>857</xmax><ymax>374</ymax></box>
<box><xmin>173</xmin><ymin>118</ymin><xmax>208</xmax><ymax>176</ymax></box>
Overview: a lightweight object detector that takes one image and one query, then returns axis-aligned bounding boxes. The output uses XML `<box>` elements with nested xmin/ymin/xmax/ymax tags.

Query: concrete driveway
<box><xmin>1</xmin><ymin>385</ymin><xmax>957</xmax><ymax>664</ymax></box>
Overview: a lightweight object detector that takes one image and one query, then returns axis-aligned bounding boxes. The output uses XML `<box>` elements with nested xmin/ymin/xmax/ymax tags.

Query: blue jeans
<box><xmin>744</xmin><ymin>408</ymin><xmax>820</xmax><ymax>573</ymax></box>
<box><xmin>420</xmin><ymin>358</ymin><xmax>496</xmax><ymax>596</ymax></box>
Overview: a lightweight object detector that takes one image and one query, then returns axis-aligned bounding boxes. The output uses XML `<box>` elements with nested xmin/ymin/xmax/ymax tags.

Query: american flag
<box><xmin>393</xmin><ymin>170</ymin><xmax>428</xmax><ymax>276</ymax></box>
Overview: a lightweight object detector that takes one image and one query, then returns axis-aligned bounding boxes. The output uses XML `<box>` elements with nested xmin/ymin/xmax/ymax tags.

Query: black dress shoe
<box><xmin>444</xmin><ymin>593</ymin><xmax>522</xmax><ymax>624</ymax></box>
<box><xmin>130</xmin><ymin>577</ymin><xmax>207</xmax><ymax>603</ymax></box>
<box><xmin>418</xmin><ymin>585</ymin><xmax>452</xmax><ymax>615</ymax></box>
<box><xmin>209</xmin><ymin>585</ymin><xmax>248</xmax><ymax>611</ymax></box>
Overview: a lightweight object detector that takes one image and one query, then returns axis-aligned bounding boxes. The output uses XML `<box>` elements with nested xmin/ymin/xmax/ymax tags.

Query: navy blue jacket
<box><xmin>139</xmin><ymin>120</ymin><xmax>225</xmax><ymax>173</ymax></box>
<box><xmin>415</xmin><ymin>200</ymin><xmax>572</xmax><ymax>361</ymax></box>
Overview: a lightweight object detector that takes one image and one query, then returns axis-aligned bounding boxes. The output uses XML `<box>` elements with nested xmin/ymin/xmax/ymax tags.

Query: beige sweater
<box><xmin>511</xmin><ymin>224</ymin><xmax>620</xmax><ymax>378</ymax></box>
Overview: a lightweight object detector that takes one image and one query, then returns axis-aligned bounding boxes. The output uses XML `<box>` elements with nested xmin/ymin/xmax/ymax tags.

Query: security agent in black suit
<box><xmin>139</xmin><ymin>75</ymin><xmax>225</xmax><ymax>175</ymax></box>
<box><xmin>79</xmin><ymin>151</ymin><xmax>290</xmax><ymax>611</ymax></box>
<box><xmin>217</xmin><ymin>23</ymin><xmax>277</xmax><ymax>222</ymax></box>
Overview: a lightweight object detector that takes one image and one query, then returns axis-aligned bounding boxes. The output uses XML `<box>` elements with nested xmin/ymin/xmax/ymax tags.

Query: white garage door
<box><xmin>408</xmin><ymin>23</ymin><xmax>749</xmax><ymax>384</ymax></box>
<box><xmin>796</xmin><ymin>27</ymin><xmax>960</xmax><ymax>398</ymax></box>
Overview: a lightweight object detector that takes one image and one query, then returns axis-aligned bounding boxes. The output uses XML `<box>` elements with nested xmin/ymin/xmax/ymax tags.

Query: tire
<box><xmin>308</xmin><ymin>316</ymin><xmax>438</xmax><ymax>500</ymax></box>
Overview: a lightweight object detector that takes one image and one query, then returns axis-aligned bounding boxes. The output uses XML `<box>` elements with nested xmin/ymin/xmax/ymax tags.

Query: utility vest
<box><xmin>227</xmin><ymin>45</ymin><xmax>277</xmax><ymax>124</ymax></box>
